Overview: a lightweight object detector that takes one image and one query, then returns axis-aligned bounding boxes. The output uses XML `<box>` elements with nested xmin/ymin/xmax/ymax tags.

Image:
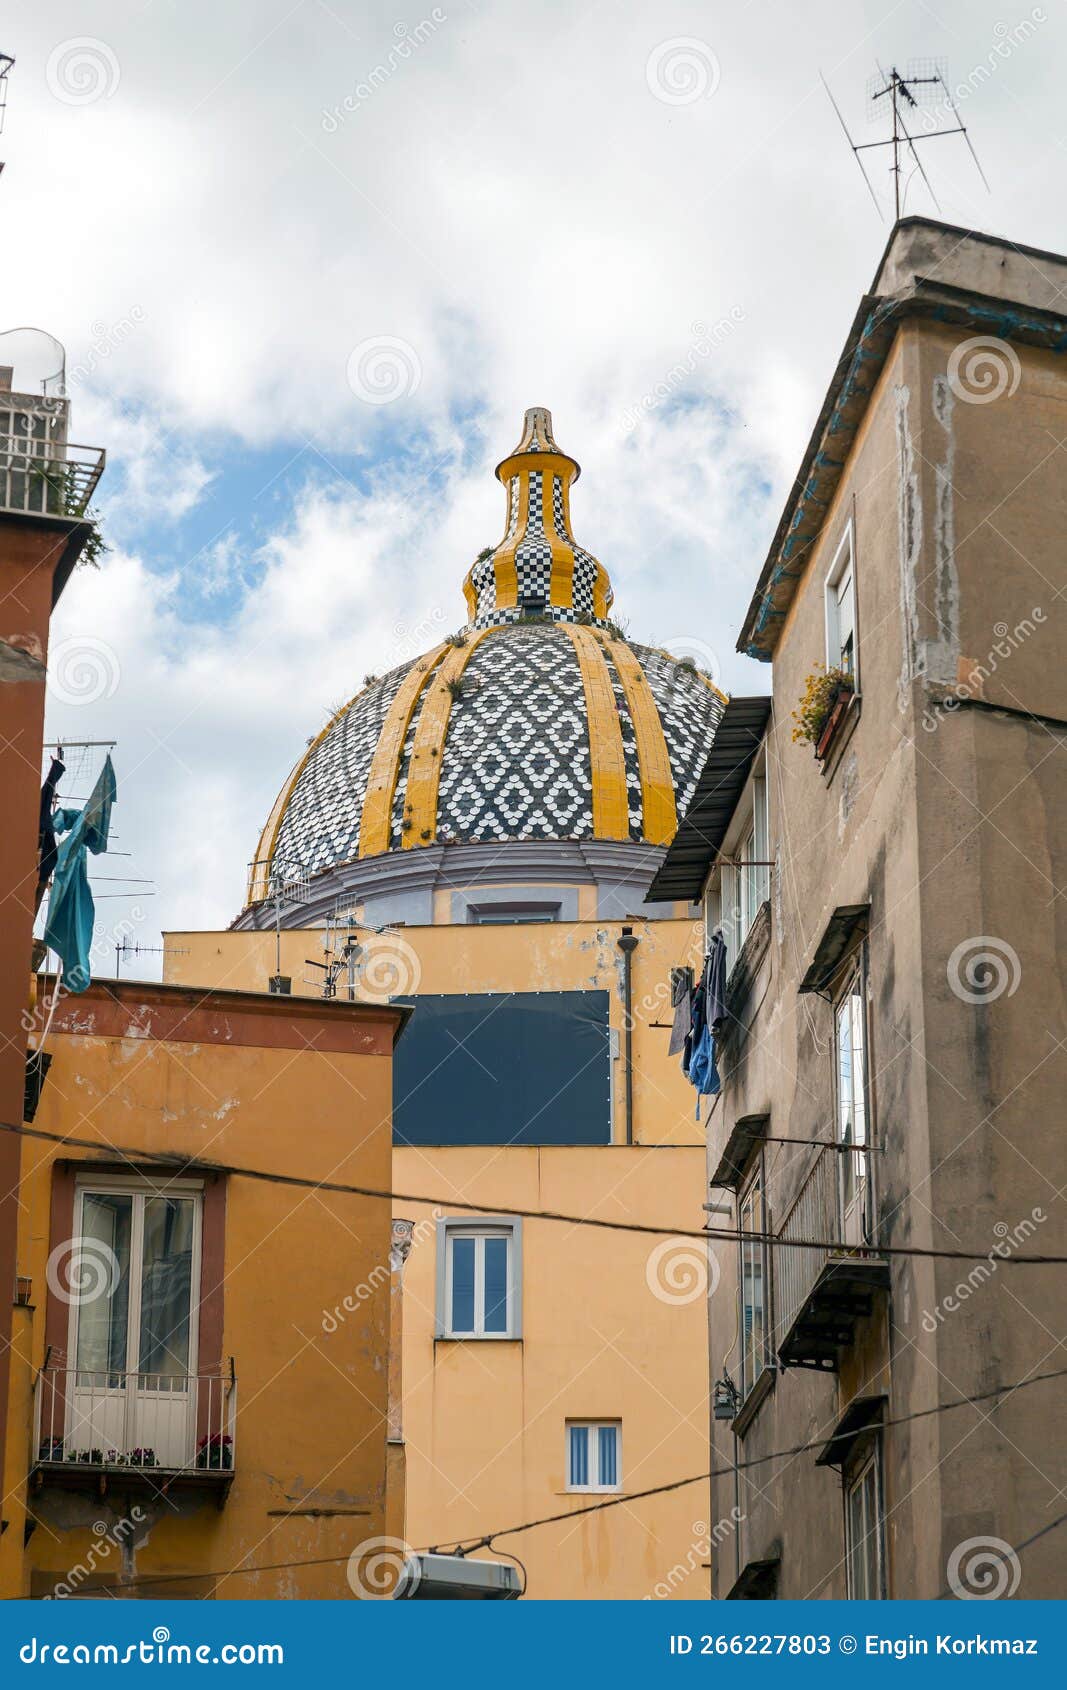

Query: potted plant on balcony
<box><xmin>126</xmin><ymin>1447</ymin><xmax>158</xmax><ymax>1467</ymax></box>
<box><xmin>196</xmin><ymin>1432</ymin><xmax>233</xmax><ymax>1471</ymax></box>
<box><xmin>791</xmin><ymin>664</ymin><xmax>855</xmax><ymax>759</ymax></box>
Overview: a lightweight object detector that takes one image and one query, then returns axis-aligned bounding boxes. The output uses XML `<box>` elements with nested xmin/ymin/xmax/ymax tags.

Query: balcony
<box><xmin>775</xmin><ymin>1146</ymin><xmax>889</xmax><ymax>1371</ymax></box>
<box><xmin>0</xmin><ymin>432</ymin><xmax>105</xmax><ymax>519</ymax></box>
<box><xmin>32</xmin><ymin>1363</ymin><xmax>236</xmax><ymax>1503</ymax></box>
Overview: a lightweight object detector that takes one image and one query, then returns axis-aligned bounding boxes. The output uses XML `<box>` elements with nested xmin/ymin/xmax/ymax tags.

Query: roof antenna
<box><xmin>0</xmin><ymin>52</ymin><xmax>13</xmax><ymax>178</ymax></box>
<box><xmin>821</xmin><ymin>59</ymin><xmax>990</xmax><ymax>222</ymax></box>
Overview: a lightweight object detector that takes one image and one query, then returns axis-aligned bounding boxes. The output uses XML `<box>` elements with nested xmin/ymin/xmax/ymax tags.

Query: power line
<box><xmin>20</xmin><ymin>1361</ymin><xmax>1067</xmax><ymax>1595</ymax></box>
<box><xmin>430</xmin><ymin>1361</ymin><xmax>1067</xmax><ymax>1556</ymax></box>
<box><xmin>4</xmin><ymin>1118</ymin><xmax>1066</xmax><ymax>1267</ymax></box>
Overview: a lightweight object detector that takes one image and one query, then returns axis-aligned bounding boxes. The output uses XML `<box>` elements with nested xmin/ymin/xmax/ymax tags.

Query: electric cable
<box><xmin>4</xmin><ymin>1118</ymin><xmax>1065</xmax><ymax>1267</ymax></box>
<box><xmin>25</xmin><ymin>1359</ymin><xmax>1065</xmax><ymax>1595</ymax></box>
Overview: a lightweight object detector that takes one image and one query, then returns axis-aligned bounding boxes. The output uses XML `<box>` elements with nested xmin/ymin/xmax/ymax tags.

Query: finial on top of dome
<box><xmin>515</xmin><ymin>407</ymin><xmax>560</xmax><ymax>454</ymax></box>
<box><xmin>496</xmin><ymin>407</ymin><xmax>580</xmax><ymax>483</ymax></box>
<box><xmin>466</xmin><ymin>409</ymin><xmax>612</xmax><ymax>630</ymax></box>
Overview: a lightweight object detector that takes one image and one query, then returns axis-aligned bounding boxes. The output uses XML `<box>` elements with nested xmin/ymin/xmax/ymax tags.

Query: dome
<box><xmin>244</xmin><ymin>410</ymin><xmax>725</xmax><ymax>912</ymax></box>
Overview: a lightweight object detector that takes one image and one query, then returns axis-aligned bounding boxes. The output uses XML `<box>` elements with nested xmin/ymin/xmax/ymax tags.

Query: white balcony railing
<box><xmin>33</xmin><ymin>1364</ymin><xmax>236</xmax><ymax>1478</ymax></box>
<box><xmin>0</xmin><ymin>432</ymin><xmax>105</xmax><ymax>519</ymax></box>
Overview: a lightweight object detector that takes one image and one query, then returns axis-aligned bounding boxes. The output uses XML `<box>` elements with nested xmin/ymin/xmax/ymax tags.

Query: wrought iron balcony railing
<box><xmin>32</xmin><ymin>1363</ymin><xmax>236</xmax><ymax>1486</ymax></box>
<box><xmin>0</xmin><ymin>432</ymin><xmax>105</xmax><ymax>519</ymax></box>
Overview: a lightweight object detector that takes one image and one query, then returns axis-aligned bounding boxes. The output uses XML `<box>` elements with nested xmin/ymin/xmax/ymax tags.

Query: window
<box><xmin>845</xmin><ymin>1439</ymin><xmax>885</xmax><ymax>1599</ymax></box>
<box><xmin>437</xmin><ymin>1219</ymin><xmax>521</xmax><ymax>1338</ymax></box>
<box><xmin>62</xmin><ymin>1179</ymin><xmax>203</xmax><ymax>1468</ymax></box>
<box><xmin>721</xmin><ymin>776</ymin><xmax>770</xmax><ymax>973</ymax></box>
<box><xmin>738</xmin><ymin>1166</ymin><xmax>771</xmax><ymax>1398</ymax></box>
<box><xmin>825</xmin><ymin>523</ymin><xmax>858</xmax><ymax>686</ymax></box>
<box><xmin>834</xmin><ymin>963</ymin><xmax>870</xmax><ymax>1245</ymax></box>
<box><xmin>470</xmin><ymin>906</ymin><xmax>557</xmax><ymax>925</ymax></box>
<box><xmin>566</xmin><ymin>1421</ymin><xmax>620</xmax><ymax>1491</ymax></box>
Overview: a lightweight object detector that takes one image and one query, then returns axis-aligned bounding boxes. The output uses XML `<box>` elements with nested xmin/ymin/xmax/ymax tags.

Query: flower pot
<box><xmin>814</xmin><ymin>686</ymin><xmax>854</xmax><ymax>760</ymax></box>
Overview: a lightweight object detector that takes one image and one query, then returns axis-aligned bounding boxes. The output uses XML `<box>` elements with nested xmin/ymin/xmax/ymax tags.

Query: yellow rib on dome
<box><xmin>596</xmin><ymin>632</ymin><xmax>677</xmax><ymax>846</ymax></box>
<box><xmin>359</xmin><ymin>644</ymin><xmax>449</xmax><ymax>858</ymax></box>
<box><xmin>246</xmin><ymin>691</ymin><xmax>363</xmax><ymax>904</ymax></box>
<box><xmin>402</xmin><ymin>630</ymin><xmax>494</xmax><ymax>847</ymax></box>
<box><xmin>492</xmin><ymin>473</ymin><xmax>525</xmax><ymax>610</ymax></box>
<box><xmin>547</xmin><ymin>473</ymin><xmax>575</xmax><ymax>611</ymax></box>
<box><xmin>562</xmin><ymin>624</ymin><xmax>630</xmax><ymax>841</ymax></box>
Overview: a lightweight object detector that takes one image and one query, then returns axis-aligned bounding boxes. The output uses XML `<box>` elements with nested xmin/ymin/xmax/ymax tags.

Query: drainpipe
<box><xmin>616</xmin><ymin>926</ymin><xmax>639</xmax><ymax>1146</ymax></box>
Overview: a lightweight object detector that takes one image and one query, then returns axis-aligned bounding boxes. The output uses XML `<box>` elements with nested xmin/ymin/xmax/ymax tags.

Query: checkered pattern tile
<box><xmin>433</xmin><ymin>625</ymin><xmax>593</xmax><ymax>844</ymax></box>
<box><xmin>270</xmin><ymin>663</ymin><xmax>411</xmax><ymax>873</ymax></box>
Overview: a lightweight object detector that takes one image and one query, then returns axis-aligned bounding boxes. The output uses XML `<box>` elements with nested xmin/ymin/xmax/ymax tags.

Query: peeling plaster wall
<box><xmin>705</xmin><ymin>319</ymin><xmax>1067</xmax><ymax>1600</ymax></box>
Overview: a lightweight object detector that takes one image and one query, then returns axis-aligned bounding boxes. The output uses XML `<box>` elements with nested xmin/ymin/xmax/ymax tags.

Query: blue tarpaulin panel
<box><xmin>394</xmin><ymin>990</ymin><xmax>611</xmax><ymax>1146</ymax></box>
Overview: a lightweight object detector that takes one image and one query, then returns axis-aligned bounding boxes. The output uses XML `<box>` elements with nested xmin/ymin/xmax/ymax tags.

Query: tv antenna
<box><xmin>267</xmin><ymin>866</ymin><xmax>312</xmax><ymax>989</ymax></box>
<box><xmin>114</xmin><ymin>939</ymin><xmax>190</xmax><ymax>977</ymax></box>
<box><xmin>0</xmin><ymin>53</ymin><xmax>14</xmax><ymax>178</ymax></box>
<box><xmin>822</xmin><ymin>59</ymin><xmax>989</xmax><ymax>222</ymax></box>
<box><xmin>304</xmin><ymin>903</ymin><xmax>401</xmax><ymax>1001</ymax></box>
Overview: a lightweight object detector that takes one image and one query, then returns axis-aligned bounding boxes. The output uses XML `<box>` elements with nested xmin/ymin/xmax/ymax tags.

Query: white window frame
<box><xmin>67</xmin><ymin>1175</ymin><xmax>204</xmax><ymax>1384</ymax></box>
<box><xmin>720</xmin><ymin>770</ymin><xmax>771</xmax><ymax>974</ymax></box>
<box><xmin>435</xmin><ymin>1217</ymin><xmax>522</xmax><ymax>1339</ymax></box>
<box><xmin>565</xmin><ymin>1420</ymin><xmax>621</xmax><ymax>1493</ymax></box>
<box><xmin>845</xmin><ymin>1438</ymin><xmax>886</xmax><ymax>1599</ymax></box>
<box><xmin>824</xmin><ymin>520</ymin><xmax>859</xmax><ymax>689</ymax></box>
<box><xmin>737</xmin><ymin>1161</ymin><xmax>771</xmax><ymax>1400</ymax></box>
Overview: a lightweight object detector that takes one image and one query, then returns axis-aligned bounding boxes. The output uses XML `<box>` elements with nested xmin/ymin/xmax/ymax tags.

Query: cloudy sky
<box><xmin>5</xmin><ymin>0</ymin><xmax>1063</xmax><ymax>967</ymax></box>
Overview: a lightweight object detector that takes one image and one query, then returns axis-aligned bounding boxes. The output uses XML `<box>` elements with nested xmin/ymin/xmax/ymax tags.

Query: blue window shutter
<box><xmin>483</xmin><ymin>1237</ymin><xmax>509</xmax><ymax>1333</ymax></box>
<box><xmin>598</xmin><ymin>1424</ymin><xmax>618</xmax><ymax>1488</ymax></box>
<box><xmin>450</xmin><ymin>1236</ymin><xmax>476</xmax><ymax>1333</ymax></box>
<box><xmin>568</xmin><ymin>1424</ymin><xmax>589</xmax><ymax>1487</ymax></box>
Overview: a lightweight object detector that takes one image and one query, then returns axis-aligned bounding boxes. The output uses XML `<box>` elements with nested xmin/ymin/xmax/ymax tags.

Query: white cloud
<box><xmin>12</xmin><ymin>0</ymin><xmax>1067</xmax><ymax>966</ymax></box>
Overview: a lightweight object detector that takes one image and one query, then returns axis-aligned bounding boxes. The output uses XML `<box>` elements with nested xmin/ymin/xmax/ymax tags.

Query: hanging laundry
<box><xmin>42</xmin><ymin>754</ymin><xmax>117</xmax><ymax>993</ymax></box>
<box><xmin>35</xmin><ymin>755</ymin><xmax>66</xmax><ymax>913</ymax></box>
<box><xmin>682</xmin><ymin>948</ymin><xmax>721</xmax><ymax>1116</ymax></box>
<box><xmin>705</xmin><ymin>928</ymin><xmax>728</xmax><ymax>1032</ymax></box>
<box><xmin>667</xmin><ymin>966</ymin><xmax>692</xmax><ymax>1057</ymax></box>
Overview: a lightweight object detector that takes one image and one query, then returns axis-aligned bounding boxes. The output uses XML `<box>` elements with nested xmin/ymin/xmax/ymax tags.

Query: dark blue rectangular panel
<box><xmin>394</xmin><ymin>991</ymin><xmax>611</xmax><ymax>1146</ymax></box>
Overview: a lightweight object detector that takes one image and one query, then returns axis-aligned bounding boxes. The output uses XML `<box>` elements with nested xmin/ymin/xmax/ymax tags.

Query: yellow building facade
<box><xmin>161</xmin><ymin>411</ymin><xmax>728</xmax><ymax>1598</ymax></box>
<box><xmin>3</xmin><ymin>977</ymin><xmax>405</xmax><ymax>1600</ymax></box>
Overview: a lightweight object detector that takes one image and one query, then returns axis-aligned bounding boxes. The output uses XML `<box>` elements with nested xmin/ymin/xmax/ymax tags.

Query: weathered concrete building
<box><xmin>649</xmin><ymin>218</ymin><xmax>1067</xmax><ymax>1599</ymax></box>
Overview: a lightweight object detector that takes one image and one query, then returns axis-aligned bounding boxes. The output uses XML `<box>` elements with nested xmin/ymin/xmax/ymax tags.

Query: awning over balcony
<box><xmin>797</xmin><ymin>904</ymin><xmax>870</xmax><ymax>995</ymax></box>
<box><xmin>815</xmin><ymin>1393</ymin><xmax>887</xmax><ymax>1469</ymax></box>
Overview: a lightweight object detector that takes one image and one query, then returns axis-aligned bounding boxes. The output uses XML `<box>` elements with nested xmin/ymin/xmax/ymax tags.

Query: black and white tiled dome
<box><xmin>247</xmin><ymin>410</ymin><xmax>726</xmax><ymax>904</ymax></box>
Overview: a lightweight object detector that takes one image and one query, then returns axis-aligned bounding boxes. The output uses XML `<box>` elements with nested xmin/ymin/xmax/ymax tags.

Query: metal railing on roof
<box><xmin>0</xmin><ymin>432</ymin><xmax>105</xmax><ymax>519</ymax></box>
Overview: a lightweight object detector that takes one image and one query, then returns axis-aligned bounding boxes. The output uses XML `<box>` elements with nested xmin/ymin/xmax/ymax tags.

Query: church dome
<box><xmin>244</xmin><ymin>411</ymin><xmax>725</xmax><ymax>912</ymax></box>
